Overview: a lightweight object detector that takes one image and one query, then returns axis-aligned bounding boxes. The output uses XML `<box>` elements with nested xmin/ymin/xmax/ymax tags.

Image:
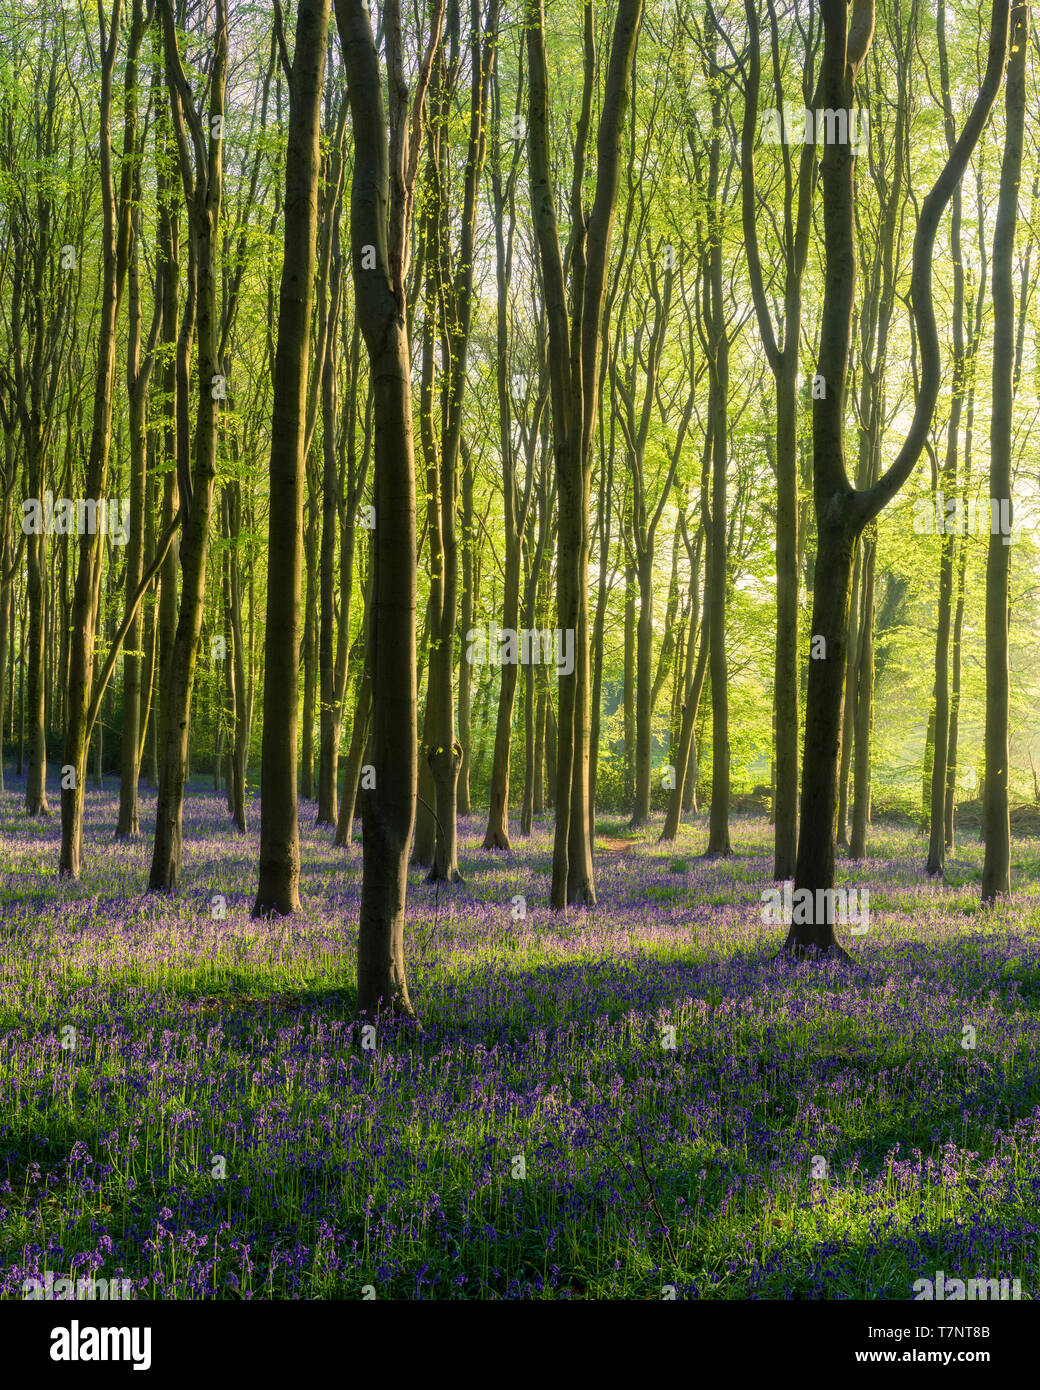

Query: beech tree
<box><xmin>148</xmin><ymin>0</ymin><xmax>227</xmax><ymax>892</ymax></box>
<box><xmin>526</xmin><ymin>0</ymin><xmax>644</xmax><ymax>908</ymax></box>
<box><xmin>785</xmin><ymin>0</ymin><xmax>1010</xmax><ymax>954</ymax></box>
<box><xmin>335</xmin><ymin>0</ymin><xmax>443</xmax><ymax>1016</ymax></box>
<box><xmin>982</xmin><ymin>0</ymin><xmax>1029</xmax><ymax>904</ymax></box>
<box><xmin>254</xmin><ymin>0</ymin><xmax>331</xmax><ymax>917</ymax></box>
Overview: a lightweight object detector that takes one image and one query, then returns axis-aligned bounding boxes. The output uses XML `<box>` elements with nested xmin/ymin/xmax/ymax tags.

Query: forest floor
<box><xmin>1</xmin><ymin>778</ymin><xmax>1039</xmax><ymax>1298</ymax></box>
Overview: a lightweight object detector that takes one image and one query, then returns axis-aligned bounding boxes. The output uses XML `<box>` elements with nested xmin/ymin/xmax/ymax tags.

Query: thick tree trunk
<box><xmin>335</xmin><ymin>0</ymin><xmax>438</xmax><ymax>1016</ymax></box>
<box><xmin>787</xmin><ymin>0</ymin><xmax>1008</xmax><ymax>950</ymax></box>
<box><xmin>788</xmin><ymin>524</ymin><xmax>857</xmax><ymax>948</ymax></box>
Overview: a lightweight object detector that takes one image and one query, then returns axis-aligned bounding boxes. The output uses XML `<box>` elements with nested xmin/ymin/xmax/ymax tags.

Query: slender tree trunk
<box><xmin>117</xmin><ymin>211</ymin><xmax>153</xmax><ymax>838</ymax></box>
<box><xmin>300</xmin><ymin>497</ymin><xmax>318</xmax><ymax>801</ymax></box>
<box><xmin>623</xmin><ymin>560</ymin><xmax>635</xmax><ymax>803</ymax></box>
<box><xmin>457</xmin><ymin>437</ymin><xmax>474</xmax><ymax>815</ymax></box>
<box><xmin>149</xmin><ymin>0</ymin><xmax>227</xmax><ymax>892</ymax></box>
<box><xmin>704</xmin><ymin>289</ymin><xmax>730</xmax><ymax>855</ymax></box>
<box><xmin>533</xmin><ymin>675</ymin><xmax>547</xmax><ymax>817</ymax></box>
<box><xmin>630</xmin><ymin>554</ymin><xmax>653</xmax><ymax>827</ymax></box>
<box><xmin>24</xmin><ymin>510</ymin><xmax>47</xmax><ymax>816</ymax></box>
<box><xmin>0</xmin><ymin>500</ymin><xmax>10</xmax><ymax>795</ymax></box>
<box><xmin>927</xmin><ymin>0</ymin><xmax>967</xmax><ymax>876</ymax></box>
<box><xmin>849</xmin><ymin>532</ymin><xmax>875</xmax><ymax>857</ymax></box>
<box><xmin>661</xmin><ymin>525</ymin><xmax>708</xmax><ymax>842</ymax></box>
<box><xmin>253</xmin><ymin>0</ymin><xmax>330</xmax><ymax>916</ymax></box>
<box><xmin>224</xmin><ymin>479</ymin><xmax>249</xmax><ymax>831</ymax></box>
<box><xmin>836</xmin><ymin>545</ymin><xmax>861</xmax><ymax>845</ymax></box>
<box><xmin>739</xmin><ymin>0</ymin><xmax>813</xmax><ymax>881</ymax></box>
<box><xmin>61</xmin><ymin>0</ymin><xmax>144</xmax><ymax>875</ymax></box>
<box><xmin>982</xmin><ymin>0</ymin><xmax>1027</xmax><ymax>904</ymax></box>
<box><xmin>945</xmin><ymin>533</ymin><xmax>967</xmax><ymax>846</ymax></box>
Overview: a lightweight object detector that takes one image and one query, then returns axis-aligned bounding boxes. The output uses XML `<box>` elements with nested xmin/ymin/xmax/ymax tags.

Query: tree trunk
<box><xmin>527</xmin><ymin>0</ymin><xmax>642</xmax><ymax>907</ymax></box>
<box><xmin>848</xmin><ymin>531</ymin><xmax>875</xmax><ymax>858</ymax></box>
<box><xmin>982</xmin><ymin>0</ymin><xmax>1027</xmax><ymax>905</ymax></box>
<box><xmin>836</xmin><ymin>544</ymin><xmax>860</xmax><ymax>846</ymax></box>
<box><xmin>61</xmin><ymin>0</ymin><xmax>145</xmax><ymax>874</ymax></box>
<box><xmin>533</xmin><ymin>674</ymin><xmax>546</xmax><ymax>818</ymax></box>
<box><xmin>457</xmin><ymin>437</ymin><xmax>474</xmax><ymax>815</ymax></box>
<box><xmin>335</xmin><ymin>0</ymin><xmax>438</xmax><ymax>1016</ymax></box>
<box><xmin>622</xmin><ymin>560</ymin><xmax>635</xmax><ymax>804</ymax></box>
<box><xmin>661</xmin><ymin>524</ymin><xmax>708</xmax><ymax>842</ymax></box>
<box><xmin>300</xmin><ymin>497</ymin><xmax>318</xmax><ymax>801</ymax></box>
<box><xmin>253</xmin><ymin>0</ymin><xmax>330</xmax><ymax>916</ymax></box>
<box><xmin>786</xmin><ymin>0</ymin><xmax>1008</xmax><ymax>951</ymax></box>
<box><xmin>117</xmin><ymin>206</ymin><xmax>153</xmax><ymax>839</ymax></box>
<box><xmin>148</xmin><ymin>0</ymin><xmax>227</xmax><ymax>892</ymax></box>
<box><xmin>927</xmin><ymin>0</ymin><xmax>967</xmax><ymax>876</ymax></box>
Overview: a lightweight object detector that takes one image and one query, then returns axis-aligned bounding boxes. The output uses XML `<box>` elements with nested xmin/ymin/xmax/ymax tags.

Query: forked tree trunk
<box><xmin>785</xmin><ymin>0</ymin><xmax>1009</xmax><ymax>953</ymax></box>
<box><xmin>527</xmin><ymin>0</ymin><xmax>642</xmax><ymax>907</ymax></box>
<box><xmin>335</xmin><ymin>0</ymin><xmax>442</xmax><ymax>1016</ymax></box>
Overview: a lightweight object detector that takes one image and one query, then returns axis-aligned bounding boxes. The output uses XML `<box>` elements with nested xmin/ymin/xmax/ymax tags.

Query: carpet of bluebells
<box><xmin>1</xmin><ymin>775</ymin><xmax>1039</xmax><ymax>1300</ymax></box>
